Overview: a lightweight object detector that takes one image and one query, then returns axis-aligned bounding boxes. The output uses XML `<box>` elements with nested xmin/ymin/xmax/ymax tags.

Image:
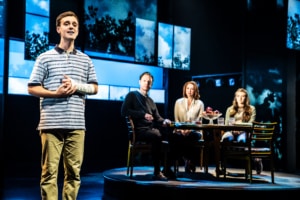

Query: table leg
<box><xmin>213</xmin><ymin>129</ymin><xmax>222</xmax><ymax>178</ymax></box>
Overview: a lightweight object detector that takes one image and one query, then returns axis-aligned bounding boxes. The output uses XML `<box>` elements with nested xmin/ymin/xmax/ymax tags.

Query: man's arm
<box><xmin>66</xmin><ymin>75</ymin><xmax>98</xmax><ymax>95</ymax></box>
<box><xmin>121</xmin><ymin>92</ymin><xmax>146</xmax><ymax>118</ymax></box>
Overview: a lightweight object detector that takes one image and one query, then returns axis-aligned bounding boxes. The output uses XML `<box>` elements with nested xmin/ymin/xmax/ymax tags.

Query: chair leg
<box><xmin>245</xmin><ymin>162</ymin><xmax>248</xmax><ymax>180</ymax></box>
<box><xmin>203</xmin><ymin>143</ymin><xmax>209</xmax><ymax>173</ymax></box>
<box><xmin>161</xmin><ymin>142</ymin><xmax>169</xmax><ymax>172</ymax></box>
<box><xmin>129</xmin><ymin>153</ymin><xmax>134</xmax><ymax>179</ymax></box>
<box><xmin>223</xmin><ymin>159</ymin><xmax>227</xmax><ymax>179</ymax></box>
<box><xmin>200</xmin><ymin>146</ymin><xmax>204</xmax><ymax>171</ymax></box>
<box><xmin>174</xmin><ymin>160</ymin><xmax>179</xmax><ymax>173</ymax></box>
<box><xmin>127</xmin><ymin>147</ymin><xmax>131</xmax><ymax>176</ymax></box>
<box><xmin>271</xmin><ymin>158</ymin><xmax>275</xmax><ymax>183</ymax></box>
<box><xmin>127</xmin><ymin>147</ymin><xmax>134</xmax><ymax>179</ymax></box>
<box><xmin>248</xmin><ymin>159</ymin><xmax>252</xmax><ymax>183</ymax></box>
<box><xmin>130</xmin><ymin>167</ymin><xmax>133</xmax><ymax>178</ymax></box>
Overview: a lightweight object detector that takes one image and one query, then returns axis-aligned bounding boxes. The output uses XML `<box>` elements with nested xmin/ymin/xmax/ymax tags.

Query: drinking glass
<box><xmin>217</xmin><ymin>117</ymin><xmax>224</xmax><ymax>125</ymax></box>
<box><xmin>229</xmin><ymin>117</ymin><xmax>235</xmax><ymax>125</ymax></box>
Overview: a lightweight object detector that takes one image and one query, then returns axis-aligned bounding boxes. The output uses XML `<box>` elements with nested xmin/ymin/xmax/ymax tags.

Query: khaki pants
<box><xmin>40</xmin><ymin>129</ymin><xmax>85</xmax><ymax>200</ymax></box>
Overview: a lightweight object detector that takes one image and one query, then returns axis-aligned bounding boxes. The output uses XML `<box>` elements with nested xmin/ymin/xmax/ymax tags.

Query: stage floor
<box><xmin>102</xmin><ymin>166</ymin><xmax>300</xmax><ymax>199</ymax></box>
<box><xmin>2</xmin><ymin>166</ymin><xmax>300</xmax><ymax>199</ymax></box>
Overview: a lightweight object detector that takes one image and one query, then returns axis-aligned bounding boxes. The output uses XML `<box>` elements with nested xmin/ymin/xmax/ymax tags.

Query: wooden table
<box><xmin>171</xmin><ymin>123</ymin><xmax>253</xmax><ymax>177</ymax></box>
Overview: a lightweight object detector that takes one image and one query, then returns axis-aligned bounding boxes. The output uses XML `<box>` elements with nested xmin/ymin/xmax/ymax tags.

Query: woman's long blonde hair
<box><xmin>229</xmin><ymin>88</ymin><xmax>253</xmax><ymax>122</ymax></box>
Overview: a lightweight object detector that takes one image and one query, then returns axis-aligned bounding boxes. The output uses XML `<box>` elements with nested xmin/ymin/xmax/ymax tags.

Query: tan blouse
<box><xmin>174</xmin><ymin>97</ymin><xmax>204</xmax><ymax>122</ymax></box>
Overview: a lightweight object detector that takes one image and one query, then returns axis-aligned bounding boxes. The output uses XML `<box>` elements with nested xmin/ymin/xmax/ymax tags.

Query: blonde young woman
<box><xmin>221</xmin><ymin>88</ymin><xmax>256</xmax><ymax>142</ymax></box>
<box><xmin>220</xmin><ymin>88</ymin><xmax>263</xmax><ymax>173</ymax></box>
<box><xmin>173</xmin><ymin>81</ymin><xmax>204</xmax><ymax>173</ymax></box>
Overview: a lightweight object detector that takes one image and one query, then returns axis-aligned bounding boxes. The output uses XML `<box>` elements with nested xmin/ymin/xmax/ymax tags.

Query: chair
<box><xmin>173</xmin><ymin>135</ymin><xmax>206</xmax><ymax>174</ymax></box>
<box><xmin>221</xmin><ymin>121</ymin><xmax>277</xmax><ymax>183</ymax></box>
<box><xmin>125</xmin><ymin>116</ymin><xmax>169</xmax><ymax>178</ymax></box>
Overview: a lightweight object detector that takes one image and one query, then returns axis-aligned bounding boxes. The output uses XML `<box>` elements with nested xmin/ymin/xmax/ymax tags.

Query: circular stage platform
<box><xmin>102</xmin><ymin>166</ymin><xmax>300</xmax><ymax>199</ymax></box>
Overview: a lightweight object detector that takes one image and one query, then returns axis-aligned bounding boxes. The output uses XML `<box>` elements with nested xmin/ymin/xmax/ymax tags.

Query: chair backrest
<box><xmin>222</xmin><ymin>121</ymin><xmax>278</xmax><ymax>183</ymax></box>
<box><xmin>125</xmin><ymin>116</ymin><xmax>136</xmax><ymax>144</ymax></box>
<box><xmin>250</xmin><ymin>121</ymin><xmax>277</xmax><ymax>152</ymax></box>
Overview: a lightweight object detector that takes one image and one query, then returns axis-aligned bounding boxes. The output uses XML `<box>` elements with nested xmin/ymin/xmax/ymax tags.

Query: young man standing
<box><xmin>28</xmin><ymin>11</ymin><xmax>98</xmax><ymax>199</ymax></box>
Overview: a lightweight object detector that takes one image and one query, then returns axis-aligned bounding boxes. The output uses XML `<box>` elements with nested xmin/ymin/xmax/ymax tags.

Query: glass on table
<box><xmin>217</xmin><ymin>117</ymin><xmax>224</xmax><ymax>125</ymax></box>
<box><xmin>228</xmin><ymin>117</ymin><xmax>235</xmax><ymax>125</ymax></box>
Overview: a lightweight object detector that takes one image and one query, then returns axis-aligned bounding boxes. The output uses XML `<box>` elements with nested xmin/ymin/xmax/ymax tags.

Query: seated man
<box><xmin>121</xmin><ymin>71</ymin><xmax>175</xmax><ymax>180</ymax></box>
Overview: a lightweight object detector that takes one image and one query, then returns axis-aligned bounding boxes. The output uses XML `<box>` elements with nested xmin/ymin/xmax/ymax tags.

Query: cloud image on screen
<box><xmin>157</xmin><ymin>22</ymin><xmax>173</xmax><ymax>68</ymax></box>
<box><xmin>135</xmin><ymin>18</ymin><xmax>156</xmax><ymax>64</ymax></box>
<box><xmin>173</xmin><ymin>25</ymin><xmax>191</xmax><ymax>70</ymax></box>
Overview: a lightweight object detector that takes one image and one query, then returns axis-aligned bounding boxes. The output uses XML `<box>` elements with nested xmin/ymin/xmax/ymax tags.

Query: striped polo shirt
<box><xmin>28</xmin><ymin>46</ymin><xmax>98</xmax><ymax>130</ymax></box>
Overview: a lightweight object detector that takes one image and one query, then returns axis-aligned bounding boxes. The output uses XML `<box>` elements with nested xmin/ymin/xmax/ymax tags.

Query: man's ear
<box><xmin>56</xmin><ymin>26</ymin><xmax>60</xmax><ymax>34</ymax></box>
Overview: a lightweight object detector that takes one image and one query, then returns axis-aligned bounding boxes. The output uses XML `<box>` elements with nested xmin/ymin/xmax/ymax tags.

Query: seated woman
<box><xmin>221</xmin><ymin>88</ymin><xmax>256</xmax><ymax>143</ymax></box>
<box><xmin>173</xmin><ymin>81</ymin><xmax>204</xmax><ymax>173</ymax></box>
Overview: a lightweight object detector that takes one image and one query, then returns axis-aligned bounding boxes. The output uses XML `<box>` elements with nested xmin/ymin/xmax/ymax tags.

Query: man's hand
<box><xmin>58</xmin><ymin>75</ymin><xmax>77</xmax><ymax>96</ymax></box>
<box><xmin>145</xmin><ymin>113</ymin><xmax>154</xmax><ymax>121</ymax></box>
<box><xmin>162</xmin><ymin>119</ymin><xmax>172</xmax><ymax>127</ymax></box>
<box><xmin>163</xmin><ymin>119</ymin><xmax>171</xmax><ymax>125</ymax></box>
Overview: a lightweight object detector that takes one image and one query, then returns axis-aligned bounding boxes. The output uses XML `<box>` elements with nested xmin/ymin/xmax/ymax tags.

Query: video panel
<box><xmin>135</xmin><ymin>18</ymin><xmax>156</xmax><ymax>65</ymax></box>
<box><xmin>83</xmin><ymin>0</ymin><xmax>157</xmax><ymax>64</ymax></box>
<box><xmin>173</xmin><ymin>25</ymin><xmax>191</xmax><ymax>70</ymax></box>
<box><xmin>158</xmin><ymin>22</ymin><xmax>173</xmax><ymax>68</ymax></box>
<box><xmin>158</xmin><ymin>22</ymin><xmax>191</xmax><ymax>70</ymax></box>
<box><xmin>87</xmin><ymin>85</ymin><xmax>109</xmax><ymax>100</ymax></box>
<box><xmin>109</xmin><ymin>85</ymin><xmax>130</xmax><ymax>101</ymax></box>
<box><xmin>286</xmin><ymin>0</ymin><xmax>300</xmax><ymax>51</ymax></box>
<box><xmin>25</xmin><ymin>0</ymin><xmax>49</xmax><ymax>60</ymax></box>
<box><xmin>0</xmin><ymin>0</ymin><xmax>3</xmax><ymax>93</ymax></box>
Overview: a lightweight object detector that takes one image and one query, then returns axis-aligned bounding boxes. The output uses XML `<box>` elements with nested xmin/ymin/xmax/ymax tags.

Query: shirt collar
<box><xmin>55</xmin><ymin>45</ymin><xmax>77</xmax><ymax>55</ymax></box>
<box><xmin>138</xmin><ymin>90</ymin><xmax>148</xmax><ymax>97</ymax></box>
